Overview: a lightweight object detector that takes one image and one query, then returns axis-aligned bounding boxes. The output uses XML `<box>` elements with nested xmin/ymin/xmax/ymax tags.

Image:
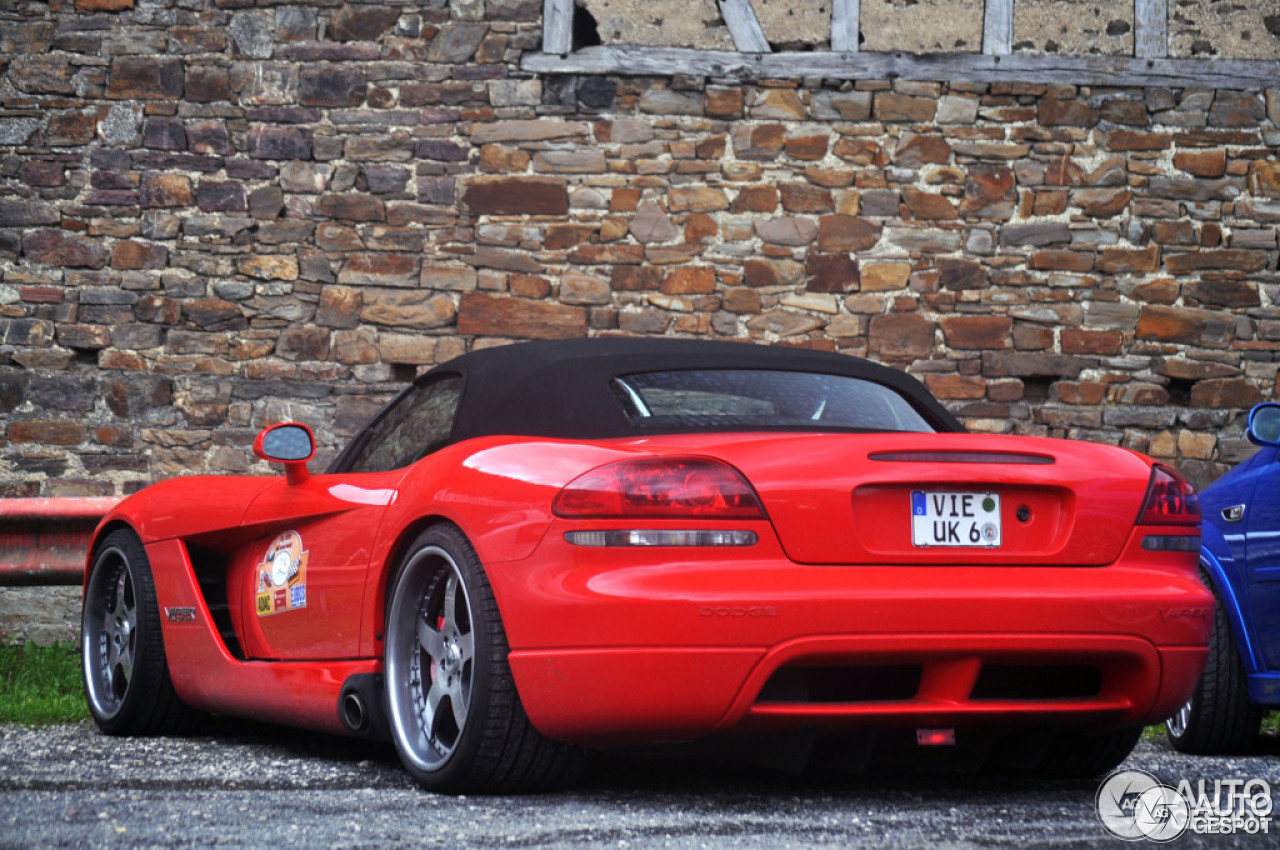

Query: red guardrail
<box><xmin>0</xmin><ymin>498</ymin><xmax>121</xmax><ymax>586</ymax></box>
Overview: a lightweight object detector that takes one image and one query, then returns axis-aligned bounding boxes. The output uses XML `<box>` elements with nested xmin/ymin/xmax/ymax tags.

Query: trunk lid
<box><xmin>647</xmin><ymin>432</ymin><xmax>1155</xmax><ymax>566</ymax></box>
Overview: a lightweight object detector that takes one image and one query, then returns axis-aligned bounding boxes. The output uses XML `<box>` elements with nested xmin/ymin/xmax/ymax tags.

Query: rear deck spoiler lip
<box><xmin>868</xmin><ymin>450</ymin><xmax>1056</xmax><ymax>465</ymax></box>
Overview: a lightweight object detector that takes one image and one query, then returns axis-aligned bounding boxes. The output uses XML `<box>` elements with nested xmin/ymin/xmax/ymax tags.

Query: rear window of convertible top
<box><xmin>610</xmin><ymin>370</ymin><xmax>935</xmax><ymax>434</ymax></box>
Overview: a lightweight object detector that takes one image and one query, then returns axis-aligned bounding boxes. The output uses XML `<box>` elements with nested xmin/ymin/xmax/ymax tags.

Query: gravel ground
<box><xmin>1</xmin><ymin>722</ymin><xmax>1277</xmax><ymax>849</ymax></box>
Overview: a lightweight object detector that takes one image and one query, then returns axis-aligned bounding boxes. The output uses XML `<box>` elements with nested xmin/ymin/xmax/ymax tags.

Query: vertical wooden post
<box><xmin>1135</xmin><ymin>0</ymin><xmax>1168</xmax><ymax>59</ymax></box>
<box><xmin>543</xmin><ymin>0</ymin><xmax>574</xmax><ymax>55</ymax></box>
<box><xmin>832</xmin><ymin>0</ymin><xmax>860</xmax><ymax>53</ymax></box>
<box><xmin>983</xmin><ymin>0</ymin><xmax>1014</xmax><ymax>55</ymax></box>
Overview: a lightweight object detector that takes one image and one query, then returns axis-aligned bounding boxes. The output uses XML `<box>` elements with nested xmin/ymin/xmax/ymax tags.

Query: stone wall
<box><xmin>0</xmin><ymin>0</ymin><xmax>1279</xmax><ymax>512</ymax></box>
<box><xmin>0</xmin><ymin>586</ymin><xmax>81</xmax><ymax>646</ymax></box>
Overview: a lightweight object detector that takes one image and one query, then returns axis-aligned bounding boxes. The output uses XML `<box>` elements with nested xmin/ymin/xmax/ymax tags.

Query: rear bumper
<box><xmin>494</xmin><ymin>532</ymin><xmax>1212</xmax><ymax>745</ymax></box>
<box><xmin>509</xmin><ymin>637</ymin><xmax>1206</xmax><ymax>746</ymax></box>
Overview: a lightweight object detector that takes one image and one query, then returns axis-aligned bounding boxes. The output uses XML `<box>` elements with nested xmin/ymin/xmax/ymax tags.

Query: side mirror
<box><xmin>1247</xmin><ymin>403</ymin><xmax>1280</xmax><ymax>447</ymax></box>
<box><xmin>254</xmin><ymin>423</ymin><xmax>315</xmax><ymax>485</ymax></box>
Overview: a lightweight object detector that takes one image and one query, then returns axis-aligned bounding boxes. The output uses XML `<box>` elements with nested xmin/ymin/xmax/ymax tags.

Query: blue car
<box><xmin>1166</xmin><ymin>402</ymin><xmax>1280</xmax><ymax>753</ymax></box>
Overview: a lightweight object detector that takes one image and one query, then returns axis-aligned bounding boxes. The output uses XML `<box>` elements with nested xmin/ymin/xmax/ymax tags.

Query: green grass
<box><xmin>1141</xmin><ymin>724</ymin><xmax>1166</xmax><ymax>743</ymax></box>
<box><xmin>0</xmin><ymin>642</ymin><xmax>89</xmax><ymax>725</ymax></box>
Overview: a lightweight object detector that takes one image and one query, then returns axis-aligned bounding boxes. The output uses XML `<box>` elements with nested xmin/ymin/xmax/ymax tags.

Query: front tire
<box><xmin>1166</xmin><ymin>577</ymin><xmax>1261</xmax><ymax>754</ymax></box>
<box><xmin>383</xmin><ymin>524</ymin><xmax>584</xmax><ymax>793</ymax></box>
<box><xmin>81</xmin><ymin>528</ymin><xmax>194</xmax><ymax>735</ymax></box>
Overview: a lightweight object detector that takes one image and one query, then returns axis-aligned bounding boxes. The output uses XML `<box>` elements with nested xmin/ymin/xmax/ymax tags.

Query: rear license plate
<box><xmin>911</xmin><ymin>491</ymin><xmax>1001</xmax><ymax>547</ymax></box>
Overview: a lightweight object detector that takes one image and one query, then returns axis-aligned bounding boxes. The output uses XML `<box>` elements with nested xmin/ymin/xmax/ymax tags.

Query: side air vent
<box><xmin>186</xmin><ymin>542</ymin><xmax>244</xmax><ymax>660</ymax></box>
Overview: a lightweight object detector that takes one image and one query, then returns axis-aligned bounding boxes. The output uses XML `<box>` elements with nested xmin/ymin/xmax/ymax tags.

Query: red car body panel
<box><xmin>144</xmin><ymin>537</ymin><xmax>377</xmax><ymax>734</ymax></box>
<box><xmin>85</xmin><ymin>339</ymin><xmax>1212</xmax><ymax>757</ymax></box>
<box><xmin>499</xmin><ymin>544</ymin><xmax>1207</xmax><ymax>743</ymax></box>
<box><xmin>94</xmin><ymin>429</ymin><xmax>1211</xmax><ymax>744</ymax></box>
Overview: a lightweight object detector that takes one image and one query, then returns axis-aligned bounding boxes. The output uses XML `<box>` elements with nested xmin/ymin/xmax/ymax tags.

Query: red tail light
<box><xmin>553</xmin><ymin>458</ymin><xmax>766</xmax><ymax>519</ymax></box>
<box><xmin>1137</xmin><ymin>464</ymin><xmax>1201</xmax><ymax>526</ymax></box>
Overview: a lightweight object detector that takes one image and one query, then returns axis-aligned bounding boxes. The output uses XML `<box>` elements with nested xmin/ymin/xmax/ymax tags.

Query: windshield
<box><xmin>611</xmin><ymin>369</ymin><xmax>934</xmax><ymax>434</ymax></box>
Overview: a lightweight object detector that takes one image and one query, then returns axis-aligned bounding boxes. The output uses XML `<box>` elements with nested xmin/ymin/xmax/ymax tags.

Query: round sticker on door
<box><xmin>256</xmin><ymin>530</ymin><xmax>309</xmax><ymax>616</ymax></box>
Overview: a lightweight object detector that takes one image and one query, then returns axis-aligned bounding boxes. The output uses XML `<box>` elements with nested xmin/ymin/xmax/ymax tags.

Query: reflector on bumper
<box><xmin>916</xmin><ymin>728</ymin><xmax>957</xmax><ymax>746</ymax></box>
<box><xmin>565</xmin><ymin>529</ymin><xmax>758</xmax><ymax>547</ymax></box>
<box><xmin>1141</xmin><ymin>534</ymin><xmax>1202</xmax><ymax>552</ymax></box>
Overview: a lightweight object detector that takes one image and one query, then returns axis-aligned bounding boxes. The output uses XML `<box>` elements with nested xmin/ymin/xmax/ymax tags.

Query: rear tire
<box><xmin>1035</xmin><ymin>726</ymin><xmax>1143</xmax><ymax>778</ymax></box>
<box><xmin>383</xmin><ymin>524</ymin><xmax>585</xmax><ymax>793</ymax></box>
<box><xmin>1165</xmin><ymin>577</ymin><xmax>1261</xmax><ymax>754</ymax></box>
<box><xmin>82</xmin><ymin>528</ymin><xmax>195</xmax><ymax>735</ymax></box>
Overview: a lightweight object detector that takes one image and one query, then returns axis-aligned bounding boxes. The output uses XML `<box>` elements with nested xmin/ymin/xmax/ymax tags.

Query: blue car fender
<box><xmin>1198</xmin><ymin>536</ymin><xmax>1263</xmax><ymax>675</ymax></box>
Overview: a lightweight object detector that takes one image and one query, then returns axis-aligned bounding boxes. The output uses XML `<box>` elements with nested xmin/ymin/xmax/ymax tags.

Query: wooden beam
<box><xmin>522</xmin><ymin>45</ymin><xmax>1280</xmax><ymax>90</ymax></box>
<box><xmin>1135</xmin><ymin>0</ymin><xmax>1168</xmax><ymax>59</ymax></box>
<box><xmin>983</xmin><ymin>0</ymin><xmax>1014</xmax><ymax>55</ymax></box>
<box><xmin>542</xmin><ymin>0</ymin><xmax>574</xmax><ymax>55</ymax></box>
<box><xmin>831</xmin><ymin>0</ymin><xmax>859</xmax><ymax>53</ymax></box>
<box><xmin>719</xmin><ymin>0</ymin><xmax>771</xmax><ymax>53</ymax></box>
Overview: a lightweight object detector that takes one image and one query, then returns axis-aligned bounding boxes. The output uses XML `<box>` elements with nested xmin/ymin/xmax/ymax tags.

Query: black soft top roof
<box><xmin>420</xmin><ymin>337</ymin><xmax>963</xmax><ymax>442</ymax></box>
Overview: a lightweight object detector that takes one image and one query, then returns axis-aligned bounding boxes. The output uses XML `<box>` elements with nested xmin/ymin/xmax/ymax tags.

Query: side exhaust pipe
<box><xmin>338</xmin><ymin>674</ymin><xmax>390</xmax><ymax>741</ymax></box>
<box><xmin>342</xmin><ymin>692</ymin><xmax>368</xmax><ymax>733</ymax></box>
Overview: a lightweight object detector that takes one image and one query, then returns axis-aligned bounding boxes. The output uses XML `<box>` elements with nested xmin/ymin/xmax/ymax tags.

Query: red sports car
<box><xmin>82</xmin><ymin>338</ymin><xmax>1211</xmax><ymax>792</ymax></box>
